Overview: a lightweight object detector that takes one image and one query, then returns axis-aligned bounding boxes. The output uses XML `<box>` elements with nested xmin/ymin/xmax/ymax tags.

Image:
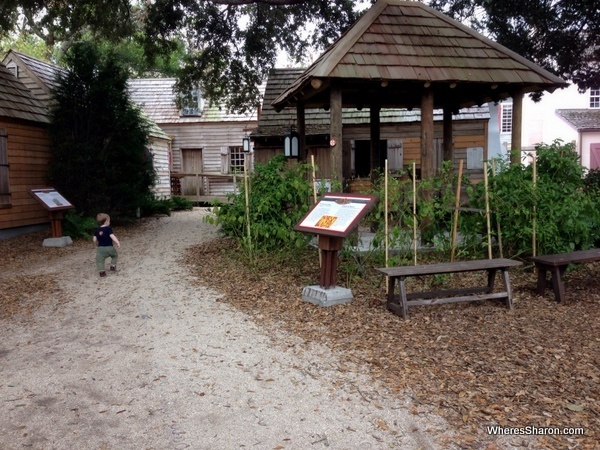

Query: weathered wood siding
<box><xmin>0</xmin><ymin>120</ymin><xmax>51</xmax><ymax>230</ymax></box>
<box><xmin>158</xmin><ymin>121</ymin><xmax>256</xmax><ymax>196</ymax></box>
<box><xmin>148</xmin><ymin>136</ymin><xmax>171</xmax><ymax>198</ymax></box>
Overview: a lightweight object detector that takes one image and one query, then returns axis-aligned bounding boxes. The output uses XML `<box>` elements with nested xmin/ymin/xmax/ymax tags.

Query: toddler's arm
<box><xmin>93</xmin><ymin>236</ymin><xmax>98</xmax><ymax>247</ymax></box>
<box><xmin>110</xmin><ymin>234</ymin><xmax>121</xmax><ymax>248</ymax></box>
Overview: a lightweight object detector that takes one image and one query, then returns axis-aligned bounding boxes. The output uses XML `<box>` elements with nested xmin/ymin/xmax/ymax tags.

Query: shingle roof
<box><xmin>128</xmin><ymin>78</ymin><xmax>259</xmax><ymax>124</ymax></box>
<box><xmin>257</xmin><ymin>68</ymin><xmax>489</xmax><ymax>137</ymax></box>
<box><xmin>6</xmin><ymin>50</ymin><xmax>66</xmax><ymax>92</ymax></box>
<box><xmin>273</xmin><ymin>0</ymin><xmax>568</xmax><ymax>111</ymax></box>
<box><xmin>556</xmin><ymin>109</ymin><xmax>600</xmax><ymax>132</ymax></box>
<box><xmin>0</xmin><ymin>63</ymin><xmax>49</xmax><ymax>123</ymax></box>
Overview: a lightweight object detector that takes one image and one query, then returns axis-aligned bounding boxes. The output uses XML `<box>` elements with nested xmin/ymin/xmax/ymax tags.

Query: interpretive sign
<box><xmin>295</xmin><ymin>193</ymin><xmax>377</xmax><ymax>238</ymax></box>
<box><xmin>29</xmin><ymin>188</ymin><xmax>74</xmax><ymax>211</ymax></box>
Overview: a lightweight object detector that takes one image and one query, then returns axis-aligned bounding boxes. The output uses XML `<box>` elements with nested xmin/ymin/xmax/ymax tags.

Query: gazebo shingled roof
<box><xmin>272</xmin><ymin>0</ymin><xmax>567</xmax><ymax>112</ymax></box>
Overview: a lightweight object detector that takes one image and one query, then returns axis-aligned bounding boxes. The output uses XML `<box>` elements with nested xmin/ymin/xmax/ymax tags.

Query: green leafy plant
<box><xmin>205</xmin><ymin>155</ymin><xmax>313</xmax><ymax>254</ymax></box>
<box><xmin>63</xmin><ymin>210</ymin><xmax>98</xmax><ymax>240</ymax></box>
<box><xmin>170</xmin><ymin>196</ymin><xmax>194</xmax><ymax>211</ymax></box>
<box><xmin>139</xmin><ymin>195</ymin><xmax>171</xmax><ymax>217</ymax></box>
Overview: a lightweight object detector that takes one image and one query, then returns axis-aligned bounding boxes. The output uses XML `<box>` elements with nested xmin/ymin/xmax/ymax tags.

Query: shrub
<box><xmin>471</xmin><ymin>140</ymin><xmax>600</xmax><ymax>257</ymax></box>
<box><xmin>63</xmin><ymin>210</ymin><xmax>98</xmax><ymax>240</ymax></box>
<box><xmin>206</xmin><ymin>155</ymin><xmax>313</xmax><ymax>252</ymax></box>
<box><xmin>170</xmin><ymin>196</ymin><xmax>194</xmax><ymax>211</ymax></box>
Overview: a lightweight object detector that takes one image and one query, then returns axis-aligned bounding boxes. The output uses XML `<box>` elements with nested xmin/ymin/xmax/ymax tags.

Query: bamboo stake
<box><xmin>450</xmin><ymin>159</ymin><xmax>464</xmax><ymax>262</ymax></box>
<box><xmin>244</xmin><ymin>156</ymin><xmax>252</xmax><ymax>261</ymax></box>
<box><xmin>490</xmin><ymin>161</ymin><xmax>504</xmax><ymax>258</ymax></box>
<box><xmin>311</xmin><ymin>154</ymin><xmax>322</xmax><ymax>268</ymax></box>
<box><xmin>412</xmin><ymin>161</ymin><xmax>418</xmax><ymax>266</ymax></box>
<box><xmin>483</xmin><ymin>161</ymin><xmax>492</xmax><ymax>259</ymax></box>
<box><xmin>384</xmin><ymin>159</ymin><xmax>389</xmax><ymax>294</ymax></box>
<box><xmin>532</xmin><ymin>155</ymin><xmax>537</xmax><ymax>257</ymax></box>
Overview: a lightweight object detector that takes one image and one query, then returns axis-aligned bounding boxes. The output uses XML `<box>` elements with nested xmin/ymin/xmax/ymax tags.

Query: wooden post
<box><xmin>443</xmin><ymin>107</ymin><xmax>453</xmax><ymax>162</ymax></box>
<box><xmin>297</xmin><ymin>102</ymin><xmax>306</xmax><ymax>161</ymax></box>
<box><xmin>330</xmin><ymin>81</ymin><xmax>343</xmax><ymax>184</ymax></box>
<box><xmin>412</xmin><ymin>161</ymin><xmax>418</xmax><ymax>266</ymax></box>
<box><xmin>49</xmin><ymin>211</ymin><xmax>65</xmax><ymax>238</ymax></box>
<box><xmin>384</xmin><ymin>159</ymin><xmax>389</xmax><ymax>293</ymax></box>
<box><xmin>450</xmin><ymin>159</ymin><xmax>464</xmax><ymax>262</ymax></box>
<box><xmin>318</xmin><ymin>235</ymin><xmax>344</xmax><ymax>289</ymax></box>
<box><xmin>511</xmin><ymin>91</ymin><xmax>524</xmax><ymax>165</ymax></box>
<box><xmin>420</xmin><ymin>87</ymin><xmax>435</xmax><ymax>179</ymax></box>
<box><xmin>370</xmin><ymin>100</ymin><xmax>381</xmax><ymax>183</ymax></box>
<box><xmin>483</xmin><ymin>161</ymin><xmax>492</xmax><ymax>259</ymax></box>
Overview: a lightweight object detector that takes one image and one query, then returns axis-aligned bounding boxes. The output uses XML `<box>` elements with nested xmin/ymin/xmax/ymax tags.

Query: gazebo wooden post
<box><xmin>443</xmin><ymin>106</ymin><xmax>454</xmax><ymax>163</ymax></box>
<box><xmin>511</xmin><ymin>90</ymin><xmax>524</xmax><ymax>164</ymax></box>
<box><xmin>330</xmin><ymin>81</ymin><xmax>343</xmax><ymax>184</ymax></box>
<box><xmin>370</xmin><ymin>100</ymin><xmax>381</xmax><ymax>183</ymax></box>
<box><xmin>297</xmin><ymin>101</ymin><xmax>306</xmax><ymax>161</ymax></box>
<box><xmin>420</xmin><ymin>87</ymin><xmax>435</xmax><ymax>179</ymax></box>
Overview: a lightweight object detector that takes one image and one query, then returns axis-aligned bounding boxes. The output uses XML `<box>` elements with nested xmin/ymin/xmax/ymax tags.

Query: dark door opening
<box><xmin>353</xmin><ymin>140</ymin><xmax>388</xmax><ymax>178</ymax></box>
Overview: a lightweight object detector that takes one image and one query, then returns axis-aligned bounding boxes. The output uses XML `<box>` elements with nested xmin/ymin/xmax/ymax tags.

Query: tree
<box><xmin>428</xmin><ymin>0</ymin><xmax>600</xmax><ymax>92</ymax></box>
<box><xmin>142</xmin><ymin>0</ymin><xmax>362</xmax><ymax>112</ymax></box>
<box><xmin>1</xmin><ymin>1</ymin><xmax>364</xmax><ymax>111</ymax></box>
<box><xmin>0</xmin><ymin>0</ymin><xmax>134</xmax><ymax>55</ymax></box>
<box><xmin>49</xmin><ymin>42</ymin><xmax>155</xmax><ymax>217</ymax></box>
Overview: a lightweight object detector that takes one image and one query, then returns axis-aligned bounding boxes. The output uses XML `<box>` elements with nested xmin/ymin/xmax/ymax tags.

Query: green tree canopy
<box><xmin>49</xmin><ymin>42</ymin><xmax>155</xmax><ymax>217</ymax></box>
<box><xmin>428</xmin><ymin>0</ymin><xmax>600</xmax><ymax>93</ymax></box>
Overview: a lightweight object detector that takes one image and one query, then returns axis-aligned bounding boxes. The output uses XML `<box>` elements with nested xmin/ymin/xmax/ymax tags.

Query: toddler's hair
<box><xmin>96</xmin><ymin>213</ymin><xmax>110</xmax><ymax>226</ymax></box>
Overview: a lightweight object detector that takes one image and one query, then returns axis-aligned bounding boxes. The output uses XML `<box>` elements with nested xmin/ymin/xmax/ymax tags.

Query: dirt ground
<box><xmin>0</xmin><ymin>208</ymin><xmax>597</xmax><ymax>449</ymax></box>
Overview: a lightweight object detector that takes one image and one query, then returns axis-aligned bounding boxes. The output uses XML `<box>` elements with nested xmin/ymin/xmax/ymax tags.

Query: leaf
<box><xmin>566</xmin><ymin>403</ymin><xmax>585</xmax><ymax>412</ymax></box>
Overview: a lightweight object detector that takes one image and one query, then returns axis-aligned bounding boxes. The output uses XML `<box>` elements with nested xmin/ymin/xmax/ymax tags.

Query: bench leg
<box><xmin>550</xmin><ymin>266</ymin><xmax>566</xmax><ymax>303</ymax></box>
<box><xmin>502</xmin><ymin>268</ymin><xmax>514</xmax><ymax>310</ymax></box>
<box><xmin>487</xmin><ymin>269</ymin><xmax>497</xmax><ymax>293</ymax></box>
<box><xmin>386</xmin><ymin>276</ymin><xmax>395</xmax><ymax>305</ymax></box>
<box><xmin>398</xmin><ymin>276</ymin><xmax>409</xmax><ymax>319</ymax></box>
<box><xmin>535</xmin><ymin>264</ymin><xmax>548</xmax><ymax>295</ymax></box>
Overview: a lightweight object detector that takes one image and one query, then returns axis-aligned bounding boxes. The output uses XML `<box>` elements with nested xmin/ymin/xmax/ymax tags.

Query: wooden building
<box><xmin>0</xmin><ymin>62</ymin><xmax>52</xmax><ymax>236</ymax></box>
<box><xmin>271</xmin><ymin>0</ymin><xmax>568</xmax><ymax>184</ymax></box>
<box><xmin>2</xmin><ymin>50</ymin><xmax>173</xmax><ymax>200</ymax></box>
<box><xmin>128</xmin><ymin>78</ymin><xmax>259</xmax><ymax>201</ymax></box>
<box><xmin>255</xmin><ymin>68</ymin><xmax>490</xmax><ymax>186</ymax></box>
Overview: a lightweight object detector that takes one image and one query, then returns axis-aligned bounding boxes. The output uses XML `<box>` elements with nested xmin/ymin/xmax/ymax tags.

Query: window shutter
<box><xmin>0</xmin><ymin>130</ymin><xmax>10</xmax><ymax>205</ymax></box>
<box><xmin>388</xmin><ymin>139</ymin><xmax>403</xmax><ymax>170</ymax></box>
<box><xmin>220</xmin><ymin>146</ymin><xmax>230</xmax><ymax>173</ymax></box>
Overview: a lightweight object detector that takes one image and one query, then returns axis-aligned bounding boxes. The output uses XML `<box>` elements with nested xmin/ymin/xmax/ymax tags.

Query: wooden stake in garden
<box><xmin>490</xmin><ymin>161</ymin><xmax>504</xmax><ymax>258</ymax></box>
<box><xmin>450</xmin><ymin>159</ymin><xmax>464</xmax><ymax>262</ymax></box>
<box><xmin>483</xmin><ymin>161</ymin><xmax>492</xmax><ymax>259</ymax></box>
<box><xmin>412</xmin><ymin>161</ymin><xmax>418</xmax><ymax>266</ymax></box>
<box><xmin>532</xmin><ymin>155</ymin><xmax>537</xmax><ymax>257</ymax></box>
<box><xmin>244</xmin><ymin>156</ymin><xmax>253</xmax><ymax>261</ymax></box>
<box><xmin>384</xmin><ymin>159</ymin><xmax>389</xmax><ymax>293</ymax></box>
<box><xmin>311</xmin><ymin>154</ymin><xmax>322</xmax><ymax>268</ymax></box>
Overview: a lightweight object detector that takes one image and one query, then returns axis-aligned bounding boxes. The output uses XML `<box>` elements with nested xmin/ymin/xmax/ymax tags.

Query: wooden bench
<box><xmin>530</xmin><ymin>249</ymin><xmax>600</xmax><ymax>303</ymax></box>
<box><xmin>376</xmin><ymin>259</ymin><xmax>522</xmax><ymax>319</ymax></box>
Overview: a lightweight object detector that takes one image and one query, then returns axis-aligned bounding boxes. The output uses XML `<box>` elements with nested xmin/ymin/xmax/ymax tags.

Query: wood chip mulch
<box><xmin>184</xmin><ymin>237</ymin><xmax>599</xmax><ymax>450</ymax></box>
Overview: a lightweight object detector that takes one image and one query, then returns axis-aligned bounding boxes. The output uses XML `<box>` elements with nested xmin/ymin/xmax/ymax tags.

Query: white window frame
<box><xmin>230</xmin><ymin>146</ymin><xmax>245</xmax><ymax>173</ymax></box>
<box><xmin>590</xmin><ymin>89</ymin><xmax>600</xmax><ymax>109</ymax></box>
<box><xmin>180</xmin><ymin>88</ymin><xmax>205</xmax><ymax>116</ymax></box>
<box><xmin>500</xmin><ymin>101</ymin><xmax>513</xmax><ymax>134</ymax></box>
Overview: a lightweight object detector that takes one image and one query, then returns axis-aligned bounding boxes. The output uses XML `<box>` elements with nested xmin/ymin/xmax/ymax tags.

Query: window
<box><xmin>590</xmin><ymin>89</ymin><xmax>600</xmax><ymax>108</ymax></box>
<box><xmin>230</xmin><ymin>146</ymin><xmax>245</xmax><ymax>173</ymax></box>
<box><xmin>501</xmin><ymin>102</ymin><xmax>513</xmax><ymax>133</ymax></box>
<box><xmin>0</xmin><ymin>129</ymin><xmax>10</xmax><ymax>207</ymax></box>
<box><xmin>180</xmin><ymin>88</ymin><xmax>205</xmax><ymax>116</ymax></box>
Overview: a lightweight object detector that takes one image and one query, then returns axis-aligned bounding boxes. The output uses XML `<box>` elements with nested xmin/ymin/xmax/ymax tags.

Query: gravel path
<box><xmin>0</xmin><ymin>208</ymin><xmax>453</xmax><ymax>449</ymax></box>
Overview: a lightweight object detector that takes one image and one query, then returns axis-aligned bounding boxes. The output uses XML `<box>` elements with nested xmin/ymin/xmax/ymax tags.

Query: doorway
<box><xmin>352</xmin><ymin>140</ymin><xmax>388</xmax><ymax>178</ymax></box>
<box><xmin>181</xmin><ymin>148</ymin><xmax>203</xmax><ymax>195</ymax></box>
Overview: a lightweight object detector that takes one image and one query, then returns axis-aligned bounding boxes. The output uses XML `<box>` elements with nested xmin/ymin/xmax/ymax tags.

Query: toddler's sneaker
<box><xmin>109</xmin><ymin>265</ymin><xmax>117</xmax><ymax>271</ymax></box>
<box><xmin>99</xmin><ymin>271</ymin><xmax>106</xmax><ymax>277</ymax></box>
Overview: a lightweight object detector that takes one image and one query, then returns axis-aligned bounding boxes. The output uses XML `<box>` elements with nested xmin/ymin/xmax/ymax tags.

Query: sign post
<box><xmin>295</xmin><ymin>193</ymin><xmax>377</xmax><ymax>306</ymax></box>
<box><xmin>29</xmin><ymin>188</ymin><xmax>74</xmax><ymax>247</ymax></box>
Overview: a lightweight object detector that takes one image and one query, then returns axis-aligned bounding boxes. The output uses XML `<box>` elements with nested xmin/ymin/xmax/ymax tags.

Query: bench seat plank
<box><xmin>378</xmin><ymin>258</ymin><xmax>521</xmax><ymax>278</ymax></box>
<box><xmin>530</xmin><ymin>249</ymin><xmax>600</xmax><ymax>266</ymax></box>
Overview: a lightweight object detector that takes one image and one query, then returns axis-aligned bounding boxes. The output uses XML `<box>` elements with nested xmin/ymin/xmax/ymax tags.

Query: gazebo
<box><xmin>271</xmin><ymin>0</ymin><xmax>568</xmax><ymax>182</ymax></box>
